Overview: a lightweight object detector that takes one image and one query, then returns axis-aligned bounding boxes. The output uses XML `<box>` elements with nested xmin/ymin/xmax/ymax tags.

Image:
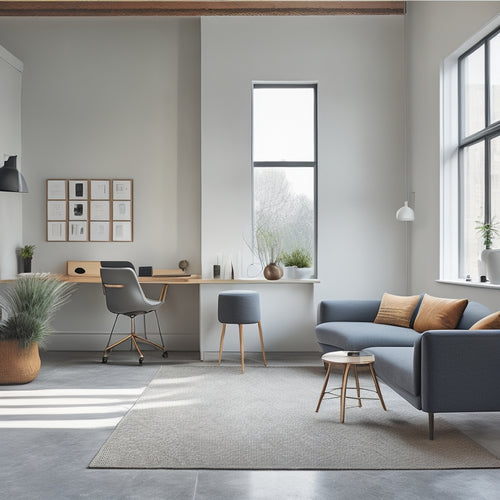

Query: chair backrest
<box><xmin>100</xmin><ymin>267</ymin><xmax>149</xmax><ymax>315</ymax></box>
<box><xmin>100</xmin><ymin>260</ymin><xmax>136</xmax><ymax>272</ymax></box>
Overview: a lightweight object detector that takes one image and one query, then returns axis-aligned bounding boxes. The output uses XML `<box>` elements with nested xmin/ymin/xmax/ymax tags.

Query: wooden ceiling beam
<box><xmin>0</xmin><ymin>1</ymin><xmax>405</xmax><ymax>17</ymax></box>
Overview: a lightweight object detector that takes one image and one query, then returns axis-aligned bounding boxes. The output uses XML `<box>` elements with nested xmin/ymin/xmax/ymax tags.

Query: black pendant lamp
<box><xmin>0</xmin><ymin>156</ymin><xmax>29</xmax><ymax>193</ymax></box>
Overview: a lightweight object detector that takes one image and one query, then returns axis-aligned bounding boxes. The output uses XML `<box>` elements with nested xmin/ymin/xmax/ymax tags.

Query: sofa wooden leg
<box><xmin>428</xmin><ymin>412</ymin><xmax>434</xmax><ymax>440</ymax></box>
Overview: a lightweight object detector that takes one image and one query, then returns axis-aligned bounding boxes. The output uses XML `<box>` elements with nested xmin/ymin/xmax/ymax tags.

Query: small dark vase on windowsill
<box><xmin>23</xmin><ymin>258</ymin><xmax>32</xmax><ymax>273</ymax></box>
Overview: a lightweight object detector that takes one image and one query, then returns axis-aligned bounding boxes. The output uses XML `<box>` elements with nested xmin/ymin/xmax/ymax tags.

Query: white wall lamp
<box><xmin>396</xmin><ymin>200</ymin><xmax>414</xmax><ymax>222</ymax></box>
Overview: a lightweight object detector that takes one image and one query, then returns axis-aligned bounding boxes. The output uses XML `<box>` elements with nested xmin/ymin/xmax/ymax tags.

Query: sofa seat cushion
<box><xmin>315</xmin><ymin>322</ymin><xmax>420</xmax><ymax>351</ymax></box>
<box><xmin>368</xmin><ymin>346</ymin><xmax>419</xmax><ymax>397</ymax></box>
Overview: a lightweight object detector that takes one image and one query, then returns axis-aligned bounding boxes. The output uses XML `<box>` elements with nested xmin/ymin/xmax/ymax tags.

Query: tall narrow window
<box><xmin>458</xmin><ymin>27</ymin><xmax>500</xmax><ymax>279</ymax></box>
<box><xmin>252</xmin><ymin>83</ymin><xmax>317</xmax><ymax>276</ymax></box>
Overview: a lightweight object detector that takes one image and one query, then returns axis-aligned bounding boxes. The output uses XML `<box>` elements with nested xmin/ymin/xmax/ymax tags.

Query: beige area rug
<box><xmin>89</xmin><ymin>364</ymin><xmax>500</xmax><ymax>470</ymax></box>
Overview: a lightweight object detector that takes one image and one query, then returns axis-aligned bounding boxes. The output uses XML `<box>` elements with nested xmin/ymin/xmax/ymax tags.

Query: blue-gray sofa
<box><xmin>316</xmin><ymin>298</ymin><xmax>500</xmax><ymax>439</ymax></box>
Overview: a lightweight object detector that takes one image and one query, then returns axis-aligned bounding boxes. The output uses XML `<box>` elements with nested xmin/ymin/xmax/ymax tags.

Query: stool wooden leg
<box><xmin>369</xmin><ymin>363</ymin><xmax>387</xmax><ymax>411</ymax></box>
<box><xmin>316</xmin><ymin>362</ymin><xmax>332</xmax><ymax>412</ymax></box>
<box><xmin>257</xmin><ymin>321</ymin><xmax>267</xmax><ymax>366</ymax></box>
<box><xmin>239</xmin><ymin>324</ymin><xmax>245</xmax><ymax>373</ymax></box>
<box><xmin>218</xmin><ymin>323</ymin><xmax>226</xmax><ymax>366</ymax></box>
<box><xmin>340</xmin><ymin>363</ymin><xmax>351</xmax><ymax>423</ymax></box>
<box><xmin>354</xmin><ymin>365</ymin><xmax>362</xmax><ymax>407</ymax></box>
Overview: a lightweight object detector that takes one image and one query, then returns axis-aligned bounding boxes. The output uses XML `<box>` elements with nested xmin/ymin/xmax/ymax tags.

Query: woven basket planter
<box><xmin>0</xmin><ymin>340</ymin><xmax>41</xmax><ymax>384</ymax></box>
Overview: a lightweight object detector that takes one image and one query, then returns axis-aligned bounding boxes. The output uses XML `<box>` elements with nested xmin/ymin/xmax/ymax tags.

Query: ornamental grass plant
<box><xmin>0</xmin><ymin>274</ymin><xmax>74</xmax><ymax>348</ymax></box>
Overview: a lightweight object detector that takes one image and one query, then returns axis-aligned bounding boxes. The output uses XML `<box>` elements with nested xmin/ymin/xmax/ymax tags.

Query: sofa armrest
<box><xmin>317</xmin><ymin>299</ymin><xmax>381</xmax><ymax>324</ymax></box>
<box><xmin>420</xmin><ymin>330</ymin><xmax>500</xmax><ymax>413</ymax></box>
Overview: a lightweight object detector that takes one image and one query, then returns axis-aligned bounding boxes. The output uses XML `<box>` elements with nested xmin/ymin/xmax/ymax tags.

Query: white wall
<box><xmin>201</xmin><ymin>16</ymin><xmax>407</xmax><ymax>302</ymax></box>
<box><xmin>0</xmin><ymin>45</ymin><xmax>23</xmax><ymax>279</ymax></box>
<box><xmin>407</xmin><ymin>1</ymin><xmax>500</xmax><ymax>310</ymax></box>
<box><xmin>0</xmin><ymin>18</ymin><xmax>201</xmax><ymax>349</ymax></box>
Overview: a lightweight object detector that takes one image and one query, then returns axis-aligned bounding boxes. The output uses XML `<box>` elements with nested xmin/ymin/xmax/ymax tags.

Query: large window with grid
<box><xmin>459</xmin><ymin>27</ymin><xmax>500</xmax><ymax>279</ymax></box>
<box><xmin>252</xmin><ymin>83</ymin><xmax>317</xmax><ymax>276</ymax></box>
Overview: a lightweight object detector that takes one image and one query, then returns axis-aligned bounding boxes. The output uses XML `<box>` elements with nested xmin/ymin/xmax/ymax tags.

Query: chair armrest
<box><xmin>420</xmin><ymin>330</ymin><xmax>500</xmax><ymax>413</ymax></box>
<box><xmin>317</xmin><ymin>299</ymin><xmax>381</xmax><ymax>324</ymax></box>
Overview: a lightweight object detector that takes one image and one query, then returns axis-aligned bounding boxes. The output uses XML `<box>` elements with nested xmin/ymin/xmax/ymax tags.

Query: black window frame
<box><xmin>251</xmin><ymin>82</ymin><xmax>318</xmax><ymax>276</ymax></box>
<box><xmin>458</xmin><ymin>26</ymin><xmax>500</xmax><ymax>276</ymax></box>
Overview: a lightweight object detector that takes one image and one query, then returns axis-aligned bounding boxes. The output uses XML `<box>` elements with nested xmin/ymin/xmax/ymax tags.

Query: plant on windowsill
<box><xmin>279</xmin><ymin>247</ymin><xmax>313</xmax><ymax>279</ymax></box>
<box><xmin>0</xmin><ymin>273</ymin><xmax>74</xmax><ymax>384</ymax></box>
<box><xmin>20</xmin><ymin>244</ymin><xmax>35</xmax><ymax>273</ymax></box>
<box><xmin>476</xmin><ymin>219</ymin><xmax>500</xmax><ymax>284</ymax></box>
<box><xmin>255</xmin><ymin>226</ymin><xmax>283</xmax><ymax>280</ymax></box>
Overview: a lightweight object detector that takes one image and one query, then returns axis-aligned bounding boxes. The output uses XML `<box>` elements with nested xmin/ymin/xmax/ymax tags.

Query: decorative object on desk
<box><xmin>213</xmin><ymin>264</ymin><xmax>220</xmax><ymax>279</ymax></box>
<box><xmin>0</xmin><ymin>156</ymin><xmax>28</xmax><ymax>193</ymax></box>
<box><xmin>178</xmin><ymin>260</ymin><xmax>189</xmax><ymax>273</ymax></box>
<box><xmin>138</xmin><ymin>266</ymin><xmax>153</xmax><ymax>277</ymax></box>
<box><xmin>20</xmin><ymin>244</ymin><xmax>35</xmax><ymax>273</ymax></box>
<box><xmin>279</xmin><ymin>247</ymin><xmax>313</xmax><ymax>279</ymax></box>
<box><xmin>263</xmin><ymin>263</ymin><xmax>283</xmax><ymax>280</ymax></box>
<box><xmin>476</xmin><ymin>219</ymin><xmax>500</xmax><ymax>283</ymax></box>
<box><xmin>255</xmin><ymin>226</ymin><xmax>283</xmax><ymax>280</ymax></box>
<box><xmin>0</xmin><ymin>274</ymin><xmax>74</xmax><ymax>383</ymax></box>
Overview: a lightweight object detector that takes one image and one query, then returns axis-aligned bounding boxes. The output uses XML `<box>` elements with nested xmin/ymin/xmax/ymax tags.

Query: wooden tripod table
<box><xmin>315</xmin><ymin>351</ymin><xmax>387</xmax><ymax>423</ymax></box>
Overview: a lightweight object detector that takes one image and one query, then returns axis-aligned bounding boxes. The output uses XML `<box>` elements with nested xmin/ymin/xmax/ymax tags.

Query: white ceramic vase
<box><xmin>484</xmin><ymin>249</ymin><xmax>500</xmax><ymax>284</ymax></box>
<box><xmin>294</xmin><ymin>267</ymin><xmax>313</xmax><ymax>279</ymax></box>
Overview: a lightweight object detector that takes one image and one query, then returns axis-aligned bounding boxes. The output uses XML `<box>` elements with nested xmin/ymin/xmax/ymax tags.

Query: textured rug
<box><xmin>89</xmin><ymin>365</ymin><xmax>500</xmax><ymax>470</ymax></box>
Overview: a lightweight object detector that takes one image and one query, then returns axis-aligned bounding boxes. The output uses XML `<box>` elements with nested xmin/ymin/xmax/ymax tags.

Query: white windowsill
<box><xmin>436</xmin><ymin>279</ymin><xmax>500</xmax><ymax>290</ymax></box>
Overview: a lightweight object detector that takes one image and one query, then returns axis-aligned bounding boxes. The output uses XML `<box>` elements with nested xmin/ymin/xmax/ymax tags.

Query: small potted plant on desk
<box><xmin>280</xmin><ymin>248</ymin><xmax>313</xmax><ymax>279</ymax></box>
<box><xmin>20</xmin><ymin>244</ymin><xmax>35</xmax><ymax>273</ymax></box>
<box><xmin>0</xmin><ymin>274</ymin><xmax>74</xmax><ymax>384</ymax></box>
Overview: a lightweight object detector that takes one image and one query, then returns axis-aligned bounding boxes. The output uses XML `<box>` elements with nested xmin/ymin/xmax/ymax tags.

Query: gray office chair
<box><xmin>100</xmin><ymin>267</ymin><xmax>168</xmax><ymax>364</ymax></box>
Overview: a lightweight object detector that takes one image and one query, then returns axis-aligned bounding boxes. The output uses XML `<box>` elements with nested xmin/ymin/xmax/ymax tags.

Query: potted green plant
<box><xmin>475</xmin><ymin>219</ymin><xmax>500</xmax><ymax>283</ymax></box>
<box><xmin>280</xmin><ymin>247</ymin><xmax>313</xmax><ymax>279</ymax></box>
<box><xmin>20</xmin><ymin>244</ymin><xmax>35</xmax><ymax>273</ymax></box>
<box><xmin>0</xmin><ymin>274</ymin><xmax>74</xmax><ymax>384</ymax></box>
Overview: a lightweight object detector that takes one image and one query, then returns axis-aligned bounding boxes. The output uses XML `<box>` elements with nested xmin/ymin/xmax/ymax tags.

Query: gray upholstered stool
<box><xmin>217</xmin><ymin>290</ymin><xmax>267</xmax><ymax>373</ymax></box>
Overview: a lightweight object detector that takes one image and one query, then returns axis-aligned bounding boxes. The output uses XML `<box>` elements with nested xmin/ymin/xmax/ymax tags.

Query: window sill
<box><xmin>436</xmin><ymin>279</ymin><xmax>500</xmax><ymax>290</ymax></box>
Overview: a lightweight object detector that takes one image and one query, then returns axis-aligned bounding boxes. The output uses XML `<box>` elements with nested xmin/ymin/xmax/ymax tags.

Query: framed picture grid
<box><xmin>46</xmin><ymin>179</ymin><xmax>133</xmax><ymax>242</ymax></box>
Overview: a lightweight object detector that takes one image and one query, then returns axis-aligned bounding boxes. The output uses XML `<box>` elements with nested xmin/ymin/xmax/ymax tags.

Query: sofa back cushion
<box><xmin>469</xmin><ymin>310</ymin><xmax>500</xmax><ymax>330</ymax></box>
<box><xmin>457</xmin><ymin>301</ymin><xmax>491</xmax><ymax>329</ymax></box>
<box><xmin>374</xmin><ymin>293</ymin><xmax>422</xmax><ymax>328</ymax></box>
<box><xmin>413</xmin><ymin>294</ymin><xmax>468</xmax><ymax>333</ymax></box>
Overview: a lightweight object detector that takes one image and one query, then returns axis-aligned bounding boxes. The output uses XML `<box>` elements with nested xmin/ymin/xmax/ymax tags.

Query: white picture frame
<box><xmin>47</xmin><ymin>200</ymin><xmax>67</xmax><ymax>221</ymax></box>
<box><xmin>90</xmin><ymin>200</ymin><xmax>110</xmax><ymax>221</ymax></box>
<box><xmin>68</xmin><ymin>180</ymin><xmax>88</xmax><ymax>200</ymax></box>
<box><xmin>113</xmin><ymin>201</ymin><xmax>131</xmax><ymax>220</ymax></box>
<box><xmin>90</xmin><ymin>221</ymin><xmax>110</xmax><ymax>241</ymax></box>
<box><xmin>68</xmin><ymin>201</ymin><xmax>87</xmax><ymax>220</ymax></box>
<box><xmin>68</xmin><ymin>221</ymin><xmax>88</xmax><ymax>241</ymax></box>
<box><xmin>113</xmin><ymin>221</ymin><xmax>132</xmax><ymax>241</ymax></box>
<box><xmin>91</xmin><ymin>180</ymin><xmax>110</xmax><ymax>200</ymax></box>
<box><xmin>113</xmin><ymin>180</ymin><xmax>132</xmax><ymax>200</ymax></box>
<box><xmin>47</xmin><ymin>222</ymin><xmax>66</xmax><ymax>241</ymax></box>
<box><xmin>47</xmin><ymin>180</ymin><xmax>66</xmax><ymax>200</ymax></box>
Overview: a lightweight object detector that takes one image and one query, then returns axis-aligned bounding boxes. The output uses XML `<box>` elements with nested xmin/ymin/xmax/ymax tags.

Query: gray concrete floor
<box><xmin>1</xmin><ymin>351</ymin><xmax>500</xmax><ymax>500</ymax></box>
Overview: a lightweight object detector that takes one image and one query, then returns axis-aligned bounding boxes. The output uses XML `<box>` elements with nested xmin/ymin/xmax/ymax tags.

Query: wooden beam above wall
<box><xmin>0</xmin><ymin>1</ymin><xmax>405</xmax><ymax>17</ymax></box>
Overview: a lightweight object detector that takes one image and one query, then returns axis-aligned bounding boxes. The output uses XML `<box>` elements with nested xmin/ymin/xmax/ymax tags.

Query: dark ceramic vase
<box><xmin>23</xmin><ymin>258</ymin><xmax>32</xmax><ymax>273</ymax></box>
<box><xmin>264</xmin><ymin>263</ymin><xmax>283</xmax><ymax>280</ymax></box>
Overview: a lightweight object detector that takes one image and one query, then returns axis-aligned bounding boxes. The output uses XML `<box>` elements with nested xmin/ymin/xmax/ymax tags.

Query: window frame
<box><xmin>251</xmin><ymin>82</ymin><xmax>318</xmax><ymax>276</ymax></box>
<box><xmin>458</xmin><ymin>26</ymin><xmax>500</xmax><ymax>278</ymax></box>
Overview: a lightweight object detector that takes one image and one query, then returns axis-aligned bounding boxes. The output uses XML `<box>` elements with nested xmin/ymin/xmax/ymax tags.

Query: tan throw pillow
<box><xmin>374</xmin><ymin>293</ymin><xmax>421</xmax><ymax>328</ymax></box>
<box><xmin>413</xmin><ymin>294</ymin><xmax>468</xmax><ymax>333</ymax></box>
<box><xmin>469</xmin><ymin>311</ymin><xmax>500</xmax><ymax>330</ymax></box>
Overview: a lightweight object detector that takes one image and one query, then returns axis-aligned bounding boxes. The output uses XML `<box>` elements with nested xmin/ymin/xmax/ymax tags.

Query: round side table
<box><xmin>315</xmin><ymin>351</ymin><xmax>387</xmax><ymax>423</ymax></box>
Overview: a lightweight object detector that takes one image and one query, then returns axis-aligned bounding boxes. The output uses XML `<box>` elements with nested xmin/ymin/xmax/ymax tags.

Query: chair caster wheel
<box><xmin>139</xmin><ymin>357</ymin><xmax>144</xmax><ymax>365</ymax></box>
<box><xmin>102</xmin><ymin>357</ymin><xmax>108</xmax><ymax>364</ymax></box>
<box><xmin>162</xmin><ymin>351</ymin><xmax>168</xmax><ymax>358</ymax></box>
